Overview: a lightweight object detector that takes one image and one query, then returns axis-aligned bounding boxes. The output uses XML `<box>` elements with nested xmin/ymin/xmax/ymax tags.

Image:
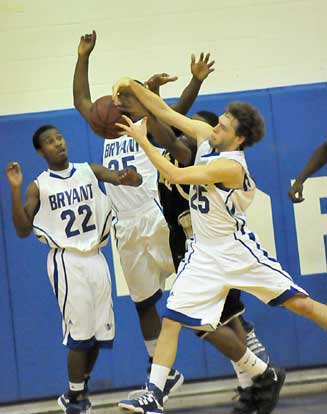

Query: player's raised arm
<box><xmin>6</xmin><ymin>162</ymin><xmax>40</xmax><ymax>238</ymax></box>
<box><xmin>171</xmin><ymin>52</ymin><xmax>215</xmax><ymax>115</ymax></box>
<box><xmin>288</xmin><ymin>140</ymin><xmax>327</xmax><ymax>203</ymax></box>
<box><xmin>73</xmin><ymin>30</ymin><xmax>97</xmax><ymax>121</ymax></box>
<box><xmin>116</xmin><ymin>116</ymin><xmax>244</xmax><ymax>187</ymax></box>
<box><xmin>90</xmin><ymin>163</ymin><xmax>143</xmax><ymax>187</ymax></box>
<box><xmin>113</xmin><ymin>78</ymin><xmax>212</xmax><ymax>143</ymax></box>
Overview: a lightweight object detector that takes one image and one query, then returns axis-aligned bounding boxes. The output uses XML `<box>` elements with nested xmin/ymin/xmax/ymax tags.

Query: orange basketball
<box><xmin>89</xmin><ymin>95</ymin><xmax>126</xmax><ymax>139</ymax></box>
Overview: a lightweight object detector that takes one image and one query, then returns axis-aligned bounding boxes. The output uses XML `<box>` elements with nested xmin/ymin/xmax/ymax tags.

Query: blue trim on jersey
<box><xmin>153</xmin><ymin>198</ymin><xmax>164</xmax><ymax>213</ymax></box>
<box><xmin>201</xmin><ymin>151</ymin><xmax>220</xmax><ymax>158</ymax></box>
<box><xmin>135</xmin><ymin>289</ymin><xmax>163</xmax><ymax>310</ymax></box>
<box><xmin>248</xmin><ymin>232</ymin><xmax>277</xmax><ymax>262</ymax></box>
<box><xmin>233</xmin><ymin>233</ymin><xmax>292</xmax><ymax>281</ymax></box>
<box><xmin>61</xmin><ymin>249</ymin><xmax>69</xmax><ymax>322</ymax></box>
<box><xmin>268</xmin><ymin>287</ymin><xmax>304</xmax><ymax>306</ymax></box>
<box><xmin>214</xmin><ymin>182</ymin><xmax>231</xmax><ymax>192</ymax></box>
<box><xmin>53</xmin><ymin>249</ymin><xmax>59</xmax><ymax>299</ymax></box>
<box><xmin>97</xmin><ymin>180</ymin><xmax>107</xmax><ymax>195</ymax></box>
<box><xmin>49</xmin><ymin>166</ymin><xmax>76</xmax><ymax>180</ymax></box>
<box><xmin>33</xmin><ymin>225</ymin><xmax>60</xmax><ymax>247</ymax></box>
<box><xmin>100</xmin><ymin>211</ymin><xmax>112</xmax><ymax>242</ymax></box>
<box><xmin>112</xmin><ymin>216</ymin><xmax>119</xmax><ymax>249</ymax></box>
<box><xmin>163</xmin><ymin>308</ymin><xmax>203</xmax><ymax>327</ymax></box>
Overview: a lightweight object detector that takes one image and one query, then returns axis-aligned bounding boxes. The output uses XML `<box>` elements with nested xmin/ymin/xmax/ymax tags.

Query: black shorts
<box><xmin>169</xmin><ymin>224</ymin><xmax>187</xmax><ymax>272</ymax></box>
<box><xmin>220</xmin><ymin>289</ymin><xmax>245</xmax><ymax>325</ymax></box>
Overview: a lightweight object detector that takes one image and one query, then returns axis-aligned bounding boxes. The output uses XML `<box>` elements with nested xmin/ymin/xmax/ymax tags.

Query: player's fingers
<box><xmin>115</xmin><ymin>122</ymin><xmax>129</xmax><ymax>131</ymax></box>
<box><xmin>204</xmin><ymin>53</ymin><xmax>210</xmax><ymax>63</ymax></box>
<box><xmin>191</xmin><ymin>54</ymin><xmax>196</xmax><ymax>64</ymax></box>
<box><xmin>208</xmin><ymin>69</ymin><xmax>215</xmax><ymax>74</ymax></box>
<box><xmin>199</xmin><ymin>52</ymin><xmax>204</xmax><ymax>61</ymax></box>
<box><xmin>165</xmin><ymin>76</ymin><xmax>178</xmax><ymax>83</ymax></box>
<box><xmin>121</xmin><ymin>115</ymin><xmax>134</xmax><ymax>125</ymax></box>
<box><xmin>208</xmin><ymin>60</ymin><xmax>215</xmax><ymax>68</ymax></box>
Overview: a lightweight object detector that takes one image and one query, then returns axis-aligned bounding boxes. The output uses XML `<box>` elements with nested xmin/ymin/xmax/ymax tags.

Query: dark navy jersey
<box><xmin>158</xmin><ymin>148</ymin><xmax>196</xmax><ymax>227</ymax></box>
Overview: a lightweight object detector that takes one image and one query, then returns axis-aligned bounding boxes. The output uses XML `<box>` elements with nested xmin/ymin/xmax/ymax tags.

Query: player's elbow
<box><xmin>16</xmin><ymin>228</ymin><xmax>31</xmax><ymax>238</ymax></box>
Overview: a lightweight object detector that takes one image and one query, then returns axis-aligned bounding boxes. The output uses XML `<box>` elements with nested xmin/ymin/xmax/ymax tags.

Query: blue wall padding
<box><xmin>0</xmin><ymin>83</ymin><xmax>326</xmax><ymax>403</ymax></box>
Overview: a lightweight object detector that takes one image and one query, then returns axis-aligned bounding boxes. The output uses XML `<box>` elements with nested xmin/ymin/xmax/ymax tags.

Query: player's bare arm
<box><xmin>73</xmin><ymin>30</ymin><xmax>97</xmax><ymax>121</ymax></box>
<box><xmin>6</xmin><ymin>162</ymin><xmax>40</xmax><ymax>238</ymax></box>
<box><xmin>288</xmin><ymin>140</ymin><xmax>327</xmax><ymax>203</ymax></box>
<box><xmin>113</xmin><ymin>78</ymin><xmax>212</xmax><ymax>142</ymax></box>
<box><xmin>116</xmin><ymin>117</ymin><xmax>244</xmax><ymax>187</ymax></box>
<box><xmin>90</xmin><ymin>163</ymin><xmax>142</xmax><ymax>187</ymax></box>
<box><xmin>171</xmin><ymin>52</ymin><xmax>215</xmax><ymax>115</ymax></box>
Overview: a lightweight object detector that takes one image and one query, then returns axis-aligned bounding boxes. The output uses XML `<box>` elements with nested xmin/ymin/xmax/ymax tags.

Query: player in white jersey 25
<box><xmin>112</xmin><ymin>78</ymin><xmax>327</xmax><ymax>414</ymax></box>
<box><xmin>157</xmin><ymin>109</ymin><xmax>271</xmax><ymax>414</ymax></box>
<box><xmin>73</xmin><ymin>30</ymin><xmax>215</xmax><ymax>400</ymax></box>
<box><xmin>6</xmin><ymin>125</ymin><xmax>142</xmax><ymax>414</ymax></box>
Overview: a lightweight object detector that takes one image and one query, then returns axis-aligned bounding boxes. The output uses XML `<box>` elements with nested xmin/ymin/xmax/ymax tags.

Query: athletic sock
<box><xmin>231</xmin><ymin>361</ymin><xmax>253</xmax><ymax>388</ymax></box>
<box><xmin>235</xmin><ymin>348</ymin><xmax>268</xmax><ymax>378</ymax></box>
<box><xmin>149</xmin><ymin>364</ymin><xmax>170</xmax><ymax>392</ymax></box>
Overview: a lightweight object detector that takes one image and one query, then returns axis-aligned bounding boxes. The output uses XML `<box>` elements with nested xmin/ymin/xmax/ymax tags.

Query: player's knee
<box><xmin>162</xmin><ymin>317</ymin><xmax>182</xmax><ymax>335</ymax></box>
<box><xmin>284</xmin><ymin>294</ymin><xmax>313</xmax><ymax>316</ymax></box>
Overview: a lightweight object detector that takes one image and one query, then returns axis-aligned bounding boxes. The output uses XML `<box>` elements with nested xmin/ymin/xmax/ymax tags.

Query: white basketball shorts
<box><xmin>112</xmin><ymin>199</ymin><xmax>174</xmax><ymax>304</ymax></box>
<box><xmin>165</xmin><ymin>230</ymin><xmax>308</xmax><ymax>331</ymax></box>
<box><xmin>47</xmin><ymin>248</ymin><xmax>115</xmax><ymax>349</ymax></box>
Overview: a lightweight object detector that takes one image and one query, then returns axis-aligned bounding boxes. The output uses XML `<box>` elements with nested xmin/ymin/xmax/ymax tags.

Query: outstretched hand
<box><xmin>6</xmin><ymin>162</ymin><xmax>23</xmax><ymax>188</ymax></box>
<box><xmin>78</xmin><ymin>30</ymin><xmax>97</xmax><ymax>57</ymax></box>
<box><xmin>145</xmin><ymin>73</ymin><xmax>178</xmax><ymax>95</ymax></box>
<box><xmin>191</xmin><ymin>52</ymin><xmax>215</xmax><ymax>81</ymax></box>
<box><xmin>116</xmin><ymin>115</ymin><xmax>148</xmax><ymax>144</ymax></box>
<box><xmin>288</xmin><ymin>181</ymin><xmax>305</xmax><ymax>203</ymax></box>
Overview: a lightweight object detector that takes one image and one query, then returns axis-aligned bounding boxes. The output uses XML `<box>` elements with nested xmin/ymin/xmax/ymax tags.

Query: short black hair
<box><xmin>225</xmin><ymin>102</ymin><xmax>265</xmax><ymax>148</ymax></box>
<box><xmin>195</xmin><ymin>110</ymin><xmax>218</xmax><ymax>127</ymax></box>
<box><xmin>32</xmin><ymin>125</ymin><xmax>56</xmax><ymax>150</ymax></box>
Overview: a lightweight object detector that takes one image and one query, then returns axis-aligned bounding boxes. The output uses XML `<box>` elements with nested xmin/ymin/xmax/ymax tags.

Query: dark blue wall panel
<box><xmin>0</xmin><ymin>83</ymin><xmax>326</xmax><ymax>403</ymax></box>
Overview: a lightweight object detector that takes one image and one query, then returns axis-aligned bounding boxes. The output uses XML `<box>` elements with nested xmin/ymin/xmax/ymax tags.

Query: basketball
<box><xmin>89</xmin><ymin>95</ymin><xmax>126</xmax><ymax>139</ymax></box>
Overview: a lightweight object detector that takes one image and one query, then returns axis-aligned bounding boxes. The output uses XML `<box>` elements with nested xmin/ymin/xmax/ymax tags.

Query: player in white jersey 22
<box><xmin>6</xmin><ymin>125</ymin><xmax>142</xmax><ymax>414</ymax></box>
<box><xmin>73</xmin><ymin>30</ymin><xmax>215</xmax><ymax>400</ymax></box>
<box><xmin>112</xmin><ymin>78</ymin><xmax>327</xmax><ymax>414</ymax></box>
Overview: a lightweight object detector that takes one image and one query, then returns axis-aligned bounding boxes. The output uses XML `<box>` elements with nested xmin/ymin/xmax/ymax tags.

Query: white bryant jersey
<box><xmin>190</xmin><ymin>141</ymin><xmax>256</xmax><ymax>239</ymax></box>
<box><xmin>33</xmin><ymin>163</ymin><xmax>112</xmax><ymax>251</ymax></box>
<box><xmin>102</xmin><ymin>120</ymin><xmax>162</xmax><ymax>212</ymax></box>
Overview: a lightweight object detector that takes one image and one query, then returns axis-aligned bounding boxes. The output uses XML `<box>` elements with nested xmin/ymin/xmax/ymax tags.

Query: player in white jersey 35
<box><xmin>112</xmin><ymin>78</ymin><xmax>327</xmax><ymax>414</ymax></box>
<box><xmin>6</xmin><ymin>125</ymin><xmax>142</xmax><ymax>414</ymax></box>
<box><xmin>73</xmin><ymin>30</ymin><xmax>215</xmax><ymax>399</ymax></box>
